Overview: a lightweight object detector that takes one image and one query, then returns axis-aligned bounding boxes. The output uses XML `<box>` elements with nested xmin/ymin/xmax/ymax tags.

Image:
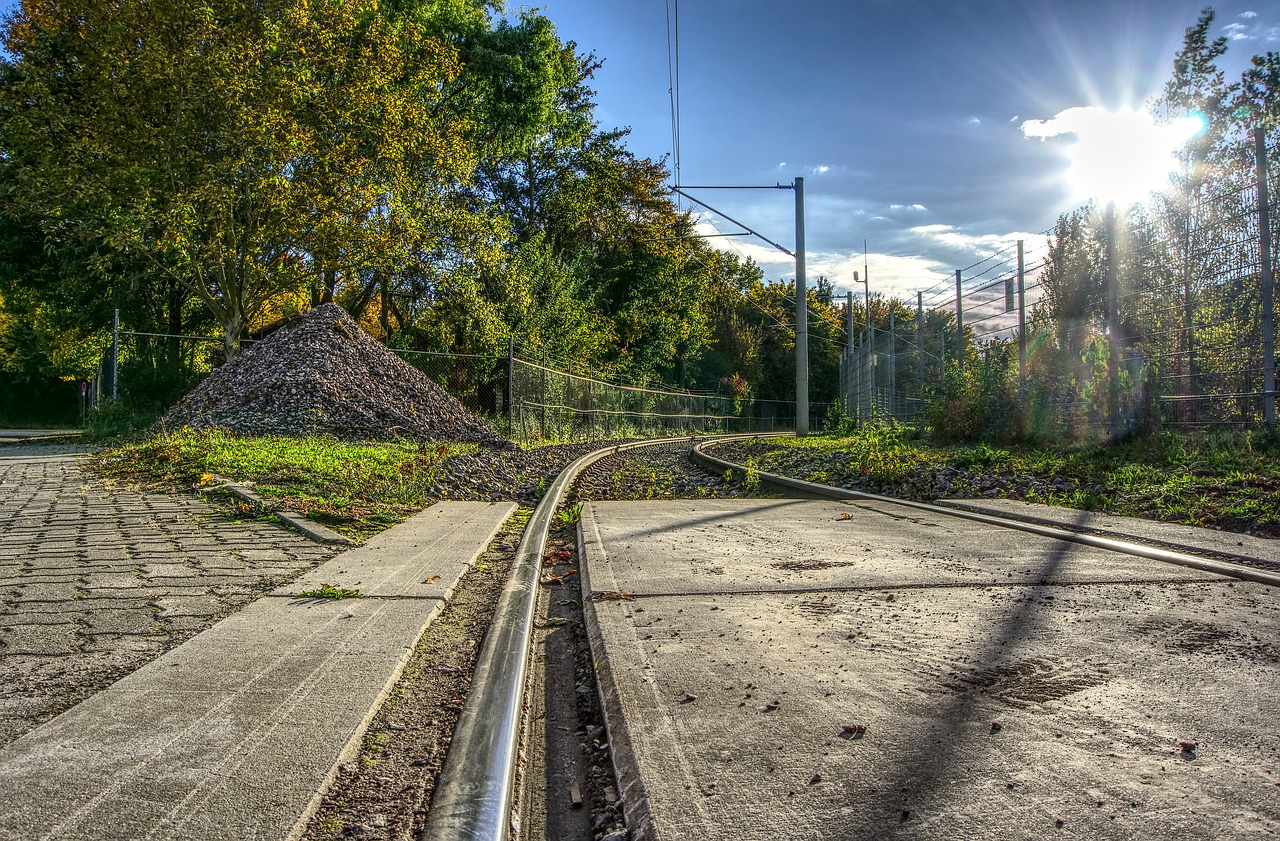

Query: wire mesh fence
<box><xmin>99</xmin><ymin>325</ymin><xmax>802</xmax><ymax>441</ymax></box>
<box><xmin>840</xmin><ymin>135</ymin><xmax>1278</xmax><ymax>437</ymax></box>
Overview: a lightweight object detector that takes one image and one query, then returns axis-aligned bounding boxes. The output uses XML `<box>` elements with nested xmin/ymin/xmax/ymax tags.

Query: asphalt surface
<box><xmin>579</xmin><ymin>498</ymin><xmax>1280</xmax><ymax>840</ymax></box>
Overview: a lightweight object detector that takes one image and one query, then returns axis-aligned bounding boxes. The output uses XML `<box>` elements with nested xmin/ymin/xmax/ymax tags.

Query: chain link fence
<box><xmin>99</xmin><ymin>326</ymin><xmax>799</xmax><ymax>441</ymax></box>
<box><xmin>840</xmin><ymin>132</ymin><xmax>1278</xmax><ymax>437</ymax></box>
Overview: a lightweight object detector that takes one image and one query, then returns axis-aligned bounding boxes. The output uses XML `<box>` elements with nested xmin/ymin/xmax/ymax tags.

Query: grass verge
<box><xmin>91</xmin><ymin>428</ymin><xmax>475</xmax><ymax>540</ymax></box>
<box><xmin>735</xmin><ymin>424</ymin><xmax>1280</xmax><ymax>535</ymax></box>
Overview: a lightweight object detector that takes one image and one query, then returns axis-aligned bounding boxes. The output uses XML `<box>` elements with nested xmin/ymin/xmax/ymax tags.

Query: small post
<box><xmin>795</xmin><ymin>176</ymin><xmax>808</xmax><ymax>436</ymax></box>
<box><xmin>954</xmin><ymin>270</ymin><xmax>964</xmax><ymax>375</ymax></box>
<box><xmin>1257</xmin><ymin>127</ymin><xmax>1275</xmax><ymax>426</ymax></box>
<box><xmin>111</xmin><ymin>308</ymin><xmax>120</xmax><ymax>400</ymax></box>
<box><xmin>1017</xmin><ymin>240</ymin><xmax>1027</xmax><ymax>381</ymax></box>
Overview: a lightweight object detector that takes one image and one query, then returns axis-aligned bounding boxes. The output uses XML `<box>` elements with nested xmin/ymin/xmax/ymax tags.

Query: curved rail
<box><xmin>692</xmin><ymin>437</ymin><xmax>1280</xmax><ymax>588</ymax></box>
<box><xmin>424</xmin><ymin>431</ymin><xmax>1279</xmax><ymax>841</ymax></box>
<box><xmin>419</xmin><ymin>435</ymin><xmax>730</xmax><ymax>841</ymax></box>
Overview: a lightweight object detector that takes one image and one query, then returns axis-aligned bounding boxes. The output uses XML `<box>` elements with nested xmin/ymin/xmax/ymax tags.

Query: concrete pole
<box><xmin>1257</xmin><ymin>128</ymin><xmax>1275</xmax><ymax>426</ymax></box>
<box><xmin>954</xmin><ymin>270</ymin><xmax>964</xmax><ymax>376</ymax></box>
<box><xmin>1106</xmin><ymin>200</ymin><xmax>1121</xmax><ymax>437</ymax></box>
<box><xmin>1017</xmin><ymin>240</ymin><xmax>1027</xmax><ymax>382</ymax></box>
<box><xmin>795</xmin><ymin>177</ymin><xmax>808</xmax><ymax>436</ymax></box>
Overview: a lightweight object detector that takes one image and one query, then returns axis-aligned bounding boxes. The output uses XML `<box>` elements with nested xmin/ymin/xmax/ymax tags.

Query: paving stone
<box><xmin>9</xmin><ymin>582</ymin><xmax>81</xmax><ymax>603</ymax></box>
<box><xmin>80</xmin><ymin>608</ymin><xmax>162</xmax><ymax>636</ymax></box>
<box><xmin>0</xmin><ymin>625</ymin><xmax>82</xmax><ymax>657</ymax></box>
<box><xmin>0</xmin><ymin>451</ymin><xmax>338</xmax><ymax>748</ymax></box>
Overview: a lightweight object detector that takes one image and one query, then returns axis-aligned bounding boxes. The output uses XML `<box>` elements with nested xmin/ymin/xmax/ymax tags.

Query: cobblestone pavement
<box><xmin>0</xmin><ymin>446</ymin><xmax>338</xmax><ymax>747</ymax></box>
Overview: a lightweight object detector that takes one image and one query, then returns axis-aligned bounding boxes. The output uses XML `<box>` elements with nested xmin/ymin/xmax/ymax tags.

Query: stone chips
<box><xmin>160</xmin><ymin>304</ymin><xmax>508</xmax><ymax>446</ymax></box>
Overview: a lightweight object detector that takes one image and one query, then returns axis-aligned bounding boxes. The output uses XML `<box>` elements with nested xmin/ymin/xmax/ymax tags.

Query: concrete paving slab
<box><xmin>584</xmin><ymin>499</ymin><xmax>1222</xmax><ymax>598</ymax></box>
<box><xmin>937</xmin><ymin>497</ymin><xmax>1280</xmax><ymax>565</ymax></box>
<box><xmin>278</xmin><ymin>501</ymin><xmax>517</xmax><ymax>599</ymax></box>
<box><xmin>581</xmin><ymin>500</ymin><xmax>1280</xmax><ymax>841</ymax></box>
<box><xmin>0</xmin><ymin>501</ymin><xmax>516</xmax><ymax>840</ymax></box>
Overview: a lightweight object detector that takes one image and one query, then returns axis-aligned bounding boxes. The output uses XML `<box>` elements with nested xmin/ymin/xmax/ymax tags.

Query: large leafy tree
<box><xmin>0</xmin><ymin>0</ymin><xmax>480</xmax><ymax>359</ymax></box>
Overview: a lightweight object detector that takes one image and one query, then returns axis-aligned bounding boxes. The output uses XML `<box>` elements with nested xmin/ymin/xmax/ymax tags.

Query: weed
<box><xmin>298</xmin><ymin>582</ymin><xmax>364</xmax><ymax>600</ymax></box>
<box><xmin>556</xmin><ymin>502</ymin><xmax>584</xmax><ymax>526</ymax></box>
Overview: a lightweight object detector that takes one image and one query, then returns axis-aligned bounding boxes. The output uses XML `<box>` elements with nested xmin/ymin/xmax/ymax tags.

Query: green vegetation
<box><xmin>742</xmin><ymin>425</ymin><xmax>1280</xmax><ymax>535</ymax></box>
<box><xmin>0</xmin><ymin>0</ymin><xmax>847</xmax><ymax>426</ymax></box>
<box><xmin>298</xmin><ymin>583</ymin><xmax>364</xmax><ymax>600</ymax></box>
<box><xmin>555</xmin><ymin>502</ymin><xmax>584</xmax><ymax>526</ymax></box>
<box><xmin>94</xmin><ymin>428</ymin><xmax>472</xmax><ymax>539</ymax></box>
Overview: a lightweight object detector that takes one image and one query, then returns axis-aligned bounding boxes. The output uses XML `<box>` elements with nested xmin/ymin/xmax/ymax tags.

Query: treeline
<box><xmin>0</xmin><ymin>0</ymin><xmax>847</xmax><ymax>424</ymax></box>
<box><xmin>926</xmin><ymin>8</ymin><xmax>1279</xmax><ymax>444</ymax></box>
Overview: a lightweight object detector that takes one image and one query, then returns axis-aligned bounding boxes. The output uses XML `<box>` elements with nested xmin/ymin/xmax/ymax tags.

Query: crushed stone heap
<box><xmin>160</xmin><ymin>304</ymin><xmax>510</xmax><ymax>447</ymax></box>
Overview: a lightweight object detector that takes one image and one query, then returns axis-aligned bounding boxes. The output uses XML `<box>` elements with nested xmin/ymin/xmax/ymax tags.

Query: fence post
<box><xmin>507</xmin><ymin>337</ymin><xmax>515</xmax><ymax>438</ymax></box>
<box><xmin>110</xmin><ymin>308</ymin><xmax>120</xmax><ymax>400</ymax></box>
<box><xmin>1257</xmin><ymin>127</ymin><xmax>1275</xmax><ymax>427</ymax></box>
<box><xmin>916</xmin><ymin>292</ymin><xmax>924</xmax><ymax>419</ymax></box>
<box><xmin>1105</xmin><ymin>201</ymin><xmax>1121</xmax><ymax>437</ymax></box>
<box><xmin>889</xmin><ymin>310</ymin><xmax>897</xmax><ymax>421</ymax></box>
<box><xmin>954</xmin><ymin>270</ymin><xmax>964</xmax><ymax>375</ymax></box>
<box><xmin>867</xmin><ymin>325</ymin><xmax>875</xmax><ymax>418</ymax></box>
<box><xmin>1017</xmin><ymin>240</ymin><xmax>1027</xmax><ymax>382</ymax></box>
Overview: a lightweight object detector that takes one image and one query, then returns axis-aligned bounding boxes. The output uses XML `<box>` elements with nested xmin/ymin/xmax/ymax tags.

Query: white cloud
<box><xmin>1021</xmin><ymin>106</ymin><xmax>1204</xmax><ymax>202</ymax></box>
<box><xmin>968</xmin><ymin>116</ymin><xmax>982</xmax><ymax>125</ymax></box>
<box><xmin>889</xmin><ymin>203</ymin><xmax>928</xmax><ymax>212</ymax></box>
<box><xmin>778</xmin><ymin>162</ymin><xmax>787</xmax><ymax>168</ymax></box>
<box><xmin>813</xmin><ymin>165</ymin><xmax>830</xmax><ymax>174</ymax></box>
<box><xmin>1009</xmin><ymin>115</ymin><xmax>1019</xmax><ymax>122</ymax></box>
<box><xmin>1239</xmin><ymin>10</ymin><xmax>1258</xmax><ymax>19</ymax></box>
<box><xmin>1224</xmin><ymin>22</ymin><xmax>1251</xmax><ymax>40</ymax></box>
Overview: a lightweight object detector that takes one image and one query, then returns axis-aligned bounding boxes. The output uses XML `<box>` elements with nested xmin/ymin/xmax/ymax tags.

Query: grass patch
<box><xmin>740</xmin><ymin>426</ymin><xmax>1280</xmax><ymax>535</ymax></box>
<box><xmin>298</xmin><ymin>582</ymin><xmax>364</xmax><ymax>600</ymax></box>
<box><xmin>92</xmin><ymin>427</ymin><xmax>476</xmax><ymax>539</ymax></box>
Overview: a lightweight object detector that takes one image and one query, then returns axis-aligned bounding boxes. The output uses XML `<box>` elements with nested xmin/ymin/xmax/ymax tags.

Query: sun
<box><xmin>1023</xmin><ymin>106</ymin><xmax>1206</xmax><ymax>204</ymax></box>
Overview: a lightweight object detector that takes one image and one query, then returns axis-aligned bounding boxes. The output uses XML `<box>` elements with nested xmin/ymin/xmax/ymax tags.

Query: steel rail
<box><xmin>419</xmin><ymin>434</ymin><xmax>758</xmax><ymax>841</ymax></box>
<box><xmin>692</xmin><ymin>437</ymin><xmax>1280</xmax><ymax>588</ymax></box>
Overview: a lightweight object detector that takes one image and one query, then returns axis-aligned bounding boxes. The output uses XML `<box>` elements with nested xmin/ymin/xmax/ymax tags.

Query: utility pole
<box><xmin>795</xmin><ymin>176</ymin><xmax>808</xmax><ymax>435</ymax></box>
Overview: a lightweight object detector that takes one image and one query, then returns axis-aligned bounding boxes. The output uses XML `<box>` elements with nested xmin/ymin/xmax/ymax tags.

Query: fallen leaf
<box><xmin>593</xmin><ymin>591</ymin><xmax>634</xmax><ymax>601</ymax></box>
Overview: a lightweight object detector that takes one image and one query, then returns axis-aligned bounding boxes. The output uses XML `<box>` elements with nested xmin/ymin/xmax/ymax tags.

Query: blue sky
<box><xmin>531</xmin><ymin>0</ymin><xmax>1280</xmax><ymax>304</ymax></box>
<box><xmin>2</xmin><ymin>1</ymin><xmax>1277</xmax><ymax>307</ymax></box>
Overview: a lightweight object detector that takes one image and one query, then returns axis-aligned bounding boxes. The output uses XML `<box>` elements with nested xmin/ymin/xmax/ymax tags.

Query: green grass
<box><xmin>297</xmin><ymin>582</ymin><xmax>364</xmax><ymax>599</ymax></box>
<box><xmin>741</xmin><ymin>425</ymin><xmax>1280</xmax><ymax>535</ymax></box>
<box><xmin>92</xmin><ymin>427</ymin><xmax>476</xmax><ymax>539</ymax></box>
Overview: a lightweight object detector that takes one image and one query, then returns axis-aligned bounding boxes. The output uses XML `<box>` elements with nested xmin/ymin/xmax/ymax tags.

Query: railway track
<box><xmin>414</xmin><ymin>434</ymin><xmax>1280</xmax><ymax>841</ymax></box>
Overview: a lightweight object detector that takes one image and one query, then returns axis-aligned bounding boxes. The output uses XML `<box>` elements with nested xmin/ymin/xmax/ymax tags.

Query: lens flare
<box><xmin>1022</xmin><ymin>107</ymin><xmax>1206</xmax><ymax>204</ymax></box>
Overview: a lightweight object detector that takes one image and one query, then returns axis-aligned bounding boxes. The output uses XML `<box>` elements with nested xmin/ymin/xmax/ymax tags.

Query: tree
<box><xmin>0</xmin><ymin>0</ymin><xmax>481</xmax><ymax>359</ymax></box>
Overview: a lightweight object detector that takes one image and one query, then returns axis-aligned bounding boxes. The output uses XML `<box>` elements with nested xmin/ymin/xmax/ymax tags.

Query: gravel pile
<box><xmin>160</xmin><ymin>304</ymin><xmax>508</xmax><ymax>446</ymax></box>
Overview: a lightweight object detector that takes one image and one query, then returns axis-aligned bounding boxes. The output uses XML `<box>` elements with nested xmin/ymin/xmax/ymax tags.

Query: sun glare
<box><xmin>1022</xmin><ymin>106</ymin><xmax>1206</xmax><ymax>204</ymax></box>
